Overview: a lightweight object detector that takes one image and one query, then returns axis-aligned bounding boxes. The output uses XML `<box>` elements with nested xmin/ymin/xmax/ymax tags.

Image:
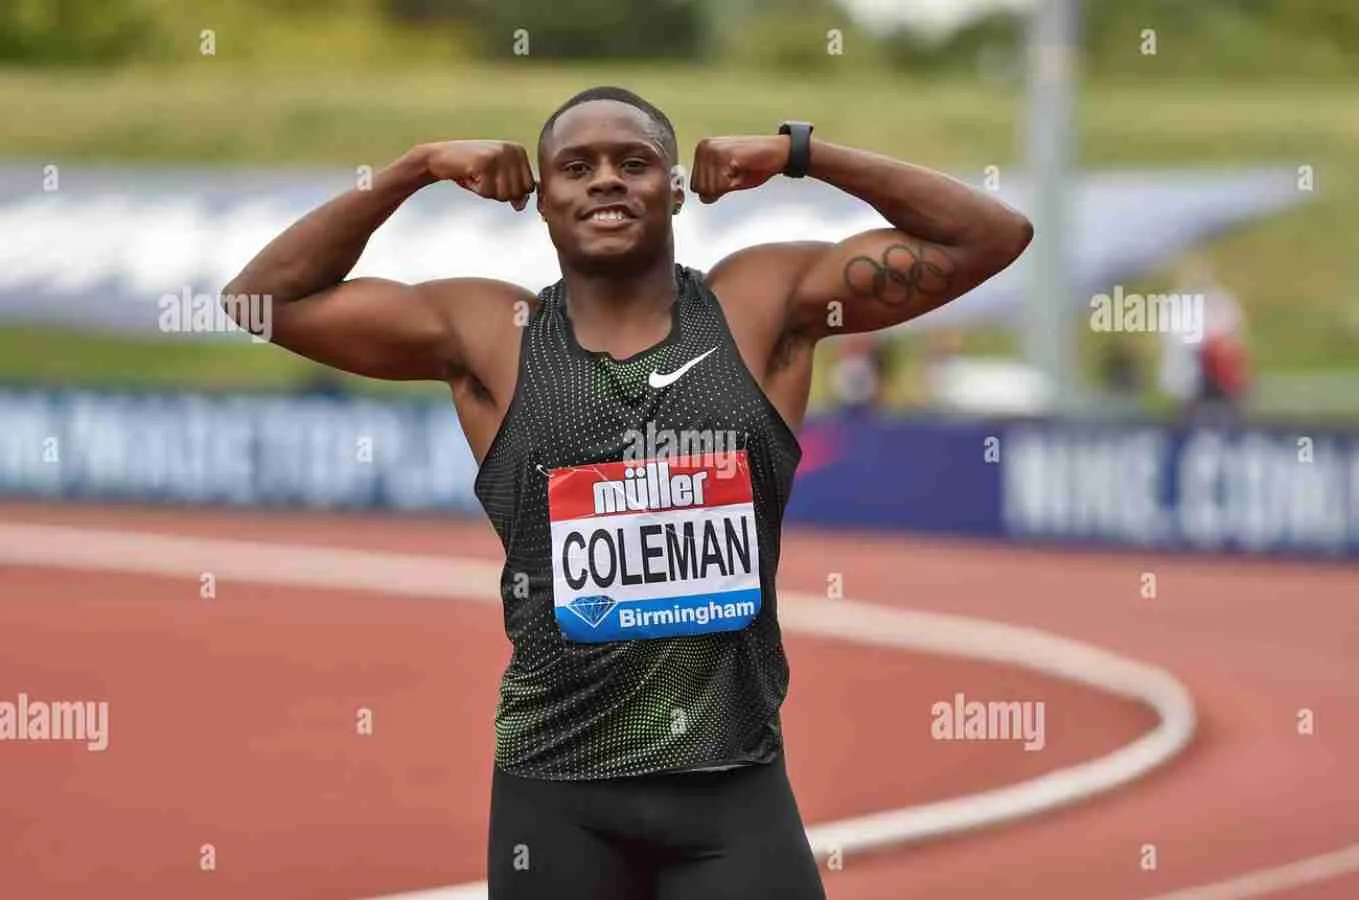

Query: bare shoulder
<box><xmin>701</xmin><ymin>242</ymin><xmax>831</xmax><ymax>377</ymax></box>
<box><xmin>417</xmin><ymin>276</ymin><xmax>539</xmax><ymax>344</ymax></box>
<box><xmin>416</xmin><ymin>276</ymin><xmax>538</xmax><ymax>316</ymax></box>
<box><xmin>703</xmin><ymin>241</ymin><xmax>831</xmax><ymax>329</ymax></box>
<box><xmin>417</xmin><ymin>276</ymin><xmax>539</xmax><ymax>400</ymax></box>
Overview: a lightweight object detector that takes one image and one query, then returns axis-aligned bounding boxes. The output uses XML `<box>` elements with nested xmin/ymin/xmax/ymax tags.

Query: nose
<box><xmin>587</xmin><ymin>161</ymin><xmax>626</xmax><ymax>196</ymax></box>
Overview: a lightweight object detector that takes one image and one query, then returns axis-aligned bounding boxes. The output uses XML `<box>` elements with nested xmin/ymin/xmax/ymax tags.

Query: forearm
<box><xmin>223</xmin><ymin>145</ymin><xmax>438</xmax><ymax>303</ymax></box>
<box><xmin>805</xmin><ymin>139</ymin><xmax>1027</xmax><ymax>248</ymax></box>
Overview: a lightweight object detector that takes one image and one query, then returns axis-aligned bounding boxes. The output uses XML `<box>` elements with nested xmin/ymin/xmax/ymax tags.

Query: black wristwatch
<box><xmin>778</xmin><ymin>121</ymin><xmax>814</xmax><ymax>178</ymax></box>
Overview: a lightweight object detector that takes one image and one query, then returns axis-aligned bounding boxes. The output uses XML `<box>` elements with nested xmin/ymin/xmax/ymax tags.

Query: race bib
<box><xmin>548</xmin><ymin>452</ymin><xmax>762</xmax><ymax>642</ymax></box>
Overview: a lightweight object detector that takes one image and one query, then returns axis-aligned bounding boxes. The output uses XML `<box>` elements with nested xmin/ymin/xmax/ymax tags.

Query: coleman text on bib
<box><xmin>548</xmin><ymin>452</ymin><xmax>762</xmax><ymax>642</ymax></box>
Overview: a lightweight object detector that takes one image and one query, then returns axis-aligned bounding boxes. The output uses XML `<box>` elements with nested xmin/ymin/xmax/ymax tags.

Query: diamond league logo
<box><xmin>566</xmin><ymin>594</ymin><xmax>618</xmax><ymax>628</ymax></box>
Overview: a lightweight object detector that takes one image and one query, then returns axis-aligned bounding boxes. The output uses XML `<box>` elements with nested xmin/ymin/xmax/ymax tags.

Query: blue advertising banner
<box><xmin>1</xmin><ymin>388</ymin><xmax>1355</xmax><ymax>559</ymax></box>
<box><xmin>0</xmin><ymin>388</ymin><xmax>482</xmax><ymax>513</ymax></box>
<box><xmin>789</xmin><ymin>414</ymin><xmax>1359</xmax><ymax>558</ymax></box>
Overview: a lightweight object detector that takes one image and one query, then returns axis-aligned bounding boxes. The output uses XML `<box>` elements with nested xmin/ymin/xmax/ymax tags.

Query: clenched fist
<box><xmin>688</xmin><ymin>136</ymin><xmax>790</xmax><ymax>204</ymax></box>
<box><xmin>425</xmin><ymin>140</ymin><xmax>536</xmax><ymax>211</ymax></box>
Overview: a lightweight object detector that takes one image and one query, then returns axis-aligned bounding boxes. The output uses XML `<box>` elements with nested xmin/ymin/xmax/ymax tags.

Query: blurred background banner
<box><xmin>789</xmin><ymin>414</ymin><xmax>1359</xmax><ymax>556</ymax></box>
<box><xmin>0</xmin><ymin>387</ymin><xmax>482</xmax><ymax>512</ymax></box>
<box><xmin>4</xmin><ymin>386</ymin><xmax>1355</xmax><ymax>556</ymax></box>
<box><xmin>0</xmin><ymin>163</ymin><xmax>1309</xmax><ymax>336</ymax></box>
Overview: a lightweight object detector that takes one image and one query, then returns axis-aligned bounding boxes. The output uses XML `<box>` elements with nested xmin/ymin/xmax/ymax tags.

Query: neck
<box><xmin>561</xmin><ymin>250</ymin><xmax>678</xmax><ymax>340</ymax></box>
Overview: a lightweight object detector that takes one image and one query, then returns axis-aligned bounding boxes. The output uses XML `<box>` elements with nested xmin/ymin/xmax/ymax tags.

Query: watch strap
<box><xmin>778</xmin><ymin>121</ymin><xmax>814</xmax><ymax>178</ymax></box>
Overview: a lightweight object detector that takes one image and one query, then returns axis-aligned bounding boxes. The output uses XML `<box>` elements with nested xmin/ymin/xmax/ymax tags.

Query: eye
<box><xmin>563</xmin><ymin>161</ymin><xmax>589</xmax><ymax>176</ymax></box>
<box><xmin>623</xmin><ymin>159</ymin><xmax>648</xmax><ymax>172</ymax></box>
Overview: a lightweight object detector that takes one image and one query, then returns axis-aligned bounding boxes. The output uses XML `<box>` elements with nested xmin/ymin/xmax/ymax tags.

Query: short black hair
<box><xmin>538</xmin><ymin>86</ymin><xmax>678</xmax><ymax>167</ymax></box>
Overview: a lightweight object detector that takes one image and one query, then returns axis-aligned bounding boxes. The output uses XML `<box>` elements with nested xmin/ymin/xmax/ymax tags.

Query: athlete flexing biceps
<box><xmin>688</xmin><ymin>130</ymin><xmax>1031</xmax><ymax>435</ymax></box>
<box><xmin>222</xmin><ymin>86</ymin><xmax>1030</xmax><ymax>900</ymax></box>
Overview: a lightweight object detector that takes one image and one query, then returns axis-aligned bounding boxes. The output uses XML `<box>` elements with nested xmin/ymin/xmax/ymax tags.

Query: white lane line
<box><xmin>0</xmin><ymin>522</ymin><xmax>505</xmax><ymax>598</ymax></box>
<box><xmin>0</xmin><ymin>521</ymin><xmax>1197</xmax><ymax>900</ymax></box>
<box><xmin>1140</xmin><ymin>843</ymin><xmax>1359</xmax><ymax>900</ymax></box>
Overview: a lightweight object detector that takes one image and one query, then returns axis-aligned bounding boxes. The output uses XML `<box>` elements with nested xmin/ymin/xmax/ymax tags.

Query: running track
<box><xmin>0</xmin><ymin>501</ymin><xmax>1355</xmax><ymax>899</ymax></box>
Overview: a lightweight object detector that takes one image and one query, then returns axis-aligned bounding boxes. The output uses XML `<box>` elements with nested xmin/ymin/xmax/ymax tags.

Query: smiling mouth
<box><xmin>583</xmin><ymin>207</ymin><xmax>635</xmax><ymax>224</ymax></box>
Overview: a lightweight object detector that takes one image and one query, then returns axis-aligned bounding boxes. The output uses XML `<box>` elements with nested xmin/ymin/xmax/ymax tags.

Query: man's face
<box><xmin>537</xmin><ymin>100</ymin><xmax>680</xmax><ymax>273</ymax></box>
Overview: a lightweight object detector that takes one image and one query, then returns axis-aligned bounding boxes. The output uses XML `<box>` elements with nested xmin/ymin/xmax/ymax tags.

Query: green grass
<box><xmin>2</xmin><ymin>64</ymin><xmax>1356</xmax><ymax>403</ymax></box>
<box><xmin>0</xmin><ymin>325</ymin><xmax>446</xmax><ymax>397</ymax></box>
<box><xmin>9</xmin><ymin>67</ymin><xmax>1355</xmax><ymax>166</ymax></box>
<box><xmin>5</xmin><ymin>63</ymin><xmax>1024</xmax><ymax>165</ymax></box>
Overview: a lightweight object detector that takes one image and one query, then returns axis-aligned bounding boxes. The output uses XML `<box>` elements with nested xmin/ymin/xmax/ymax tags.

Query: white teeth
<box><xmin>591</xmin><ymin>210</ymin><xmax>626</xmax><ymax>221</ymax></box>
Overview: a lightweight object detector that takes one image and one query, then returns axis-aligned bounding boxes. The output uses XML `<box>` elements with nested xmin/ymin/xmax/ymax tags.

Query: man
<box><xmin>222</xmin><ymin>85</ymin><xmax>1031</xmax><ymax>900</ymax></box>
<box><xmin>1160</xmin><ymin>255</ymin><xmax>1251</xmax><ymax>425</ymax></box>
<box><xmin>829</xmin><ymin>330</ymin><xmax>890</xmax><ymax>414</ymax></box>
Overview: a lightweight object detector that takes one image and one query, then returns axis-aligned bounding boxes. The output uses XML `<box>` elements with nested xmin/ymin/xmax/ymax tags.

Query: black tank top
<box><xmin>473</xmin><ymin>262</ymin><xmax>802</xmax><ymax>781</ymax></box>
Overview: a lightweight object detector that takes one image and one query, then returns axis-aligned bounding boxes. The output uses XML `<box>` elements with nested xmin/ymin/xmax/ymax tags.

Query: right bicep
<box><xmin>262</xmin><ymin>277</ymin><xmax>458</xmax><ymax>381</ymax></box>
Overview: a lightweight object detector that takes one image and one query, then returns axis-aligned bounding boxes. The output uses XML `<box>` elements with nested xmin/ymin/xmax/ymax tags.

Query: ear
<box><xmin>670</xmin><ymin>163</ymin><xmax>686</xmax><ymax>216</ymax></box>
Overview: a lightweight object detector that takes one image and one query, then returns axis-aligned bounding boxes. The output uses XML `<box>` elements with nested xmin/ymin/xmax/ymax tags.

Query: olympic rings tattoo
<box><xmin>842</xmin><ymin>242</ymin><xmax>956</xmax><ymax>308</ymax></box>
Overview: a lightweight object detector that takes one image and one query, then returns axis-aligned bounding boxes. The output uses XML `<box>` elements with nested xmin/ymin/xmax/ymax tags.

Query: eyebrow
<box><xmin>552</xmin><ymin>141</ymin><xmax>660</xmax><ymax>161</ymax></box>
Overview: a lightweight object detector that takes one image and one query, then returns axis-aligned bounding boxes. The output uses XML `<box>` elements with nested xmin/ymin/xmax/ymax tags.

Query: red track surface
<box><xmin>0</xmin><ymin>501</ymin><xmax>1355</xmax><ymax>899</ymax></box>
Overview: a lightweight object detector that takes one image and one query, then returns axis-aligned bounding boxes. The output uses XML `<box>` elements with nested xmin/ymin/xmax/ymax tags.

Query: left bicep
<box><xmin>788</xmin><ymin>226</ymin><xmax>1026</xmax><ymax>339</ymax></box>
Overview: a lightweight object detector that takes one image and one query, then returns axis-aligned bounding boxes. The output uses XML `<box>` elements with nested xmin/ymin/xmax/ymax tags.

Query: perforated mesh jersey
<box><xmin>473</xmin><ymin>263</ymin><xmax>803</xmax><ymax>781</ymax></box>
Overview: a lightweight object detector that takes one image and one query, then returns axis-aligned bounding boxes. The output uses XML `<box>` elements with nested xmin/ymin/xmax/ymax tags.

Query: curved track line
<box><xmin>0</xmin><ymin>522</ymin><xmax>1196</xmax><ymax>898</ymax></box>
<box><xmin>778</xmin><ymin>595</ymin><xmax>1196</xmax><ymax>858</ymax></box>
<box><xmin>1140</xmin><ymin>843</ymin><xmax>1359</xmax><ymax>900</ymax></box>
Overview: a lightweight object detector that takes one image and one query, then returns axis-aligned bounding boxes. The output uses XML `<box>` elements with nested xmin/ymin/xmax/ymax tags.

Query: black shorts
<box><xmin>487</xmin><ymin>751</ymin><xmax>828</xmax><ymax>900</ymax></box>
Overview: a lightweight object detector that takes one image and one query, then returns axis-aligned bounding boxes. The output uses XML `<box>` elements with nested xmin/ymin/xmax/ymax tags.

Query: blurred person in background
<box><xmin>828</xmin><ymin>330</ymin><xmax>890</xmax><ymax>415</ymax></box>
<box><xmin>1160</xmin><ymin>254</ymin><xmax>1251</xmax><ymax>425</ymax></box>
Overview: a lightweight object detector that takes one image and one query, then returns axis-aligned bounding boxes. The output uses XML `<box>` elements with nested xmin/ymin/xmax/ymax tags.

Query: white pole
<box><xmin>1024</xmin><ymin>0</ymin><xmax>1080</xmax><ymax>413</ymax></box>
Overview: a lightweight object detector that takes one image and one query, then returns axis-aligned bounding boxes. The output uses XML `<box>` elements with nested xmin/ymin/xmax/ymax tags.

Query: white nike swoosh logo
<box><xmin>648</xmin><ymin>347</ymin><xmax>718</xmax><ymax>389</ymax></box>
